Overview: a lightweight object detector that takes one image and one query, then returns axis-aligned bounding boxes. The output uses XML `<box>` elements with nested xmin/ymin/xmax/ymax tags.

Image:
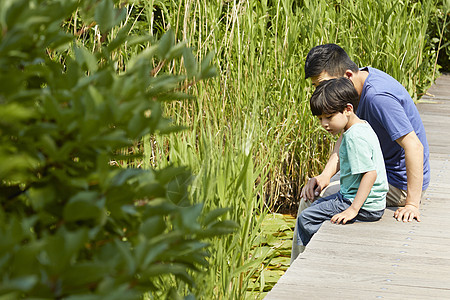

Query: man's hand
<box><xmin>395</xmin><ymin>132</ymin><xmax>423</xmax><ymax>223</ymax></box>
<box><xmin>331</xmin><ymin>207</ymin><xmax>358</xmax><ymax>224</ymax></box>
<box><xmin>301</xmin><ymin>175</ymin><xmax>330</xmax><ymax>201</ymax></box>
<box><xmin>394</xmin><ymin>204</ymin><xmax>421</xmax><ymax>222</ymax></box>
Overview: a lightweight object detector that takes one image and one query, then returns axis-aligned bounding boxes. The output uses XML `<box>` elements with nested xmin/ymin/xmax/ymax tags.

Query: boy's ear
<box><xmin>345</xmin><ymin>103</ymin><xmax>354</xmax><ymax>113</ymax></box>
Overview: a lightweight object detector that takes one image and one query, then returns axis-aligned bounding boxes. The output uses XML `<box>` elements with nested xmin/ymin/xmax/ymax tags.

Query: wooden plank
<box><xmin>312</xmin><ymin>228</ymin><xmax>450</xmax><ymax>248</ymax></box>
<box><xmin>280</xmin><ymin>263</ymin><xmax>450</xmax><ymax>291</ymax></box>
<box><xmin>265</xmin><ymin>277</ymin><xmax>450</xmax><ymax>300</ymax></box>
<box><xmin>265</xmin><ymin>288</ymin><xmax>450</xmax><ymax>300</ymax></box>
<box><xmin>291</xmin><ymin>255</ymin><xmax>450</xmax><ymax>277</ymax></box>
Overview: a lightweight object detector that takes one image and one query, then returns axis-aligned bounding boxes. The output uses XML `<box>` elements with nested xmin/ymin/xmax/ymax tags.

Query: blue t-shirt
<box><xmin>340</xmin><ymin>122</ymin><xmax>388</xmax><ymax>211</ymax></box>
<box><xmin>357</xmin><ymin>67</ymin><xmax>430</xmax><ymax>191</ymax></box>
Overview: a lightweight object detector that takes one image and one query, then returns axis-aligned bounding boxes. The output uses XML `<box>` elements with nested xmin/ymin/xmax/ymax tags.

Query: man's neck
<box><xmin>352</xmin><ymin>70</ymin><xmax>369</xmax><ymax>97</ymax></box>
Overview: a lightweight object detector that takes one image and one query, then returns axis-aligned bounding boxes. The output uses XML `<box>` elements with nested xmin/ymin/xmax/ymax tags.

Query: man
<box><xmin>291</xmin><ymin>44</ymin><xmax>430</xmax><ymax>264</ymax></box>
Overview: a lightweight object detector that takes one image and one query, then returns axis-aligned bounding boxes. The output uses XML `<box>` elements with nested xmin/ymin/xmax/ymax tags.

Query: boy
<box><xmin>297</xmin><ymin>77</ymin><xmax>388</xmax><ymax>247</ymax></box>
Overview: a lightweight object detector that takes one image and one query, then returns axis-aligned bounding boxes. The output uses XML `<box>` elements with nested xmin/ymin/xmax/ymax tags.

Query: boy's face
<box><xmin>317</xmin><ymin>111</ymin><xmax>348</xmax><ymax>135</ymax></box>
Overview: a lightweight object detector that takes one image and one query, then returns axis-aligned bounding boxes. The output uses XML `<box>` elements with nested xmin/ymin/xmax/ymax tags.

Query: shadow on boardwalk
<box><xmin>265</xmin><ymin>74</ymin><xmax>450</xmax><ymax>299</ymax></box>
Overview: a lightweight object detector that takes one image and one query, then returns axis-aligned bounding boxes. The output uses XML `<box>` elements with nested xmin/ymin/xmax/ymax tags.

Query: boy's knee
<box><xmin>298</xmin><ymin>210</ymin><xmax>311</xmax><ymax>229</ymax></box>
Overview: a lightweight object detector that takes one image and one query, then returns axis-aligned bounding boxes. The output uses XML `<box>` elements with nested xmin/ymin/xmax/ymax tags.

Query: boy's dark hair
<box><xmin>310</xmin><ymin>77</ymin><xmax>359</xmax><ymax>116</ymax></box>
<box><xmin>304</xmin><ymin>44</ymin><xmax>359</xmax><ymax>79</ymax></box>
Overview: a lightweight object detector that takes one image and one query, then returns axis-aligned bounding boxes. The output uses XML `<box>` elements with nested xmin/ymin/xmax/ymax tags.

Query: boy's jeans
<box><xmin>290</xmin><ymin>174</ymin><xmax>340</xmax><ymax>264</ymax></box>
<box><xmin>297</xmin><ymin>192</ymin><xmax>384</xmax><ymax>247</ymax></box>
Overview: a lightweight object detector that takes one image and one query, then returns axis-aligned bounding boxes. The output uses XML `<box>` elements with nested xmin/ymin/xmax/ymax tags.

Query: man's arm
<box><xmin>331</xmin><ymin>170</ymin><xmax>377</xmax><ymax>224</ymax></box>
<box><xmin>301</xmin><ymin>134</ymin><xmax>342</xmax><ymax>201</ymax></box>
<box><xmin>394</xmin><ymin>131</ymin><xmax>424</xmax><ymax>222</ymax></box>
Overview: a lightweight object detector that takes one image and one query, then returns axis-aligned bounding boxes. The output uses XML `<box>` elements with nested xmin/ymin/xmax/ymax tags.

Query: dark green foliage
<box><xmin>0</xmin><ymin>0</ymin><xmax>234</xmax><ymax>298</ymax></box>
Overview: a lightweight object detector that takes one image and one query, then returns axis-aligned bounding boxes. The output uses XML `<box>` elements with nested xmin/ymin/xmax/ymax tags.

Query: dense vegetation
<box><xmin>1</xmin><ymin>0</ymin><xmax>448</xmax><ymax>299</ymax></box>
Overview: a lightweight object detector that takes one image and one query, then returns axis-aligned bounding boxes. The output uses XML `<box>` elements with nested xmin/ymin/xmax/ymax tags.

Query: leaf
<box><xmin>141</xmin><ymin>264</ymin><xmax>194</xmax><ymax>286</ymax></box>
<box><xmin>202</xmin><ymin>207</ymin><xmax>230</xmax><ymax>226</ymax></box>
<box><xmin>126</xmin><ymin>35</ymin><xmax>155</xmax><ymax>47</ymax></box>
<box><xmin>179</xmin><ymin>203</ymin><xmax>203</xmax><ymax>232</ymax></box>
<box><xmin>267</xmin><ymin>256</ymin><xmax>291</xmax><ymax>267</ymax></box>
<box><xmin>63</xmin><ymin>191</ymin><xmax>105</xmax><ymax>223</ymax></box>
<box><xmin>0</xmin><ymin>276</ymin><xmax>38</xmax><ymax>293</ymax></box>
<box><xmin>157</xmin><ymin>30</ymin><xmax>174</xmax><ymax>59</ymax></box>
<box><xmin>166</xmin><ymin>40</ymin><xmax>187</xmax><ymax>61</ymax></box>
<box><xmin>198</xmin><ymin>51</ymin><xmax>217</xmax><ymax>80</ymax></box>
<box><xmin>183</xmin><ymin>47</ymin><xmax>197</xmax><ymax>79</ymax></box>
<box><xmin>0</xmin><ymin>103</ymin><xmax>35</xmax><ymax>123</ymax></box>
<box><xmin>48</xmin><ymin>32</ymin><xmax>74</xmax><ymax>52</ymax></box>
<box><xmin>107</xmin><ymin>22</ymin><xmax>133</xmax><ymax>53</ymax></box>
<box><xmin>114</xmin><ymin>239</ymin><xmax>136</xmax><ymax>275</ymax></box>
<box><xmin>22</xmin><ymin>16</ymin><xmax>51</xmax><ymax>28</ymax></box>
<box><xmin>139</xmin><ymin>216</ymin><xmax>166</xmax><ymax>238</ymax></box>
<box><xmin>4</xmin><ymin>0</ymin><xmax>28</xmax><ymax>28</ymax></box>
<box><xmin>94</xmin><ymin>0</ymin><xmax>126</xmax><ymax>34</ymax></box>
<box><xmin>63</xmin><ymin>228</ymin><xmax>89</xmax><ymax>257</ymax></box>
<box><xmin>74</xmin><ymin>45</ymin><xmax>98</xmax><ymax>72</ymax></box>
<box><xmin>166</xmin><ymin>171</ymin><xmax>192</xmax><ymax>205</ymax></box>
<box><xmin>127</xmin><ymin>112</ymin><xmax>146</xmax><ymax>138</ymax></box>
<box><xmin>233</xmin><ymin>152</ymin><xmax>253</xmax><ymax>193</ymax></box>
<box><xmin>28</xmin><ymin>185</ymin><xmax>56</xmax><ymax>211</ymax></box>
<box><xmin>197</xmin><ymin>220</ymin><xmax>239</xmax><ymax>238</ymax></box>
<box><xmin>139</xmin><ymin>242</ymin><xmax>168</xmax><ymax>269</ymax></box>
<box><xmin>127</xmin><ymin>45</ymin><xmax>158</xmax><ymax>71</ymax></box>
<box><xmin>61</xmin><ymin>263</ymin><xmax>110</xmax><ymax>288</ymax></box>
<box><xmin>88</xmin><ymin>85</ymin><xmax>104</xmax><ymax>107</ymax></box>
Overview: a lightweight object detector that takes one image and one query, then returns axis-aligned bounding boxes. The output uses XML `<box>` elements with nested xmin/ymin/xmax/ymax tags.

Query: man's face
<box><xmin>310</xmin><ymin>71</ymin><xmax>336</xmax><ymax>87</ymax></box>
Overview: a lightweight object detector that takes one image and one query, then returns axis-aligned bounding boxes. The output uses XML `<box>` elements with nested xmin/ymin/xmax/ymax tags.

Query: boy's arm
<box><xmin>301</xmin><ymin>134</ymin><xmax>342</xmax><ymax>201</ymax></box>
<box><xmin>331</xmin><ymin>170</ymin><xmax>377</xmax><ymax>224</ymax></box>
<box><xmin>393</xmin><ymin>131</ymin><xmax>424</xmax><ymax>222</ymax></box>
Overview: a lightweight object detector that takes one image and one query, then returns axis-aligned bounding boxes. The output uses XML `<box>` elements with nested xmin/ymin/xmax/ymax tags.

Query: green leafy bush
<box><xmin>0</xmin><ymin>0</ymin><xmax>234</xmax><ymax>298</ymax></box>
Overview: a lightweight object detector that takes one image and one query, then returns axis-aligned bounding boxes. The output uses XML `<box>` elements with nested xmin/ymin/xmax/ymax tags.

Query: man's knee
<box><xmin>386</xmin><ymin>185</ymin><xmax>427</xmax><ymax>207</ymax></box>
<box><xmin>321</xmin><ymin>181</ymin><xmax>340</xmax><ymax>198</ymax></box>
<box><xmin>386</xmin><ymin>184</ymin><xmax>407</xmax><ymax>207</ymax></box>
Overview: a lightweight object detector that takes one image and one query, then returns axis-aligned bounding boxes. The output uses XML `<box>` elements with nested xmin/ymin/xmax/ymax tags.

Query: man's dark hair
<box><xmin>304</xmin><ymin>44</ymin><xmax>359</xmax><ymax>79</ymax></box>
<box><xmin>310</xmin><ymin>77</ymin><xmax>359</xmax><ymax>116</ymax></box>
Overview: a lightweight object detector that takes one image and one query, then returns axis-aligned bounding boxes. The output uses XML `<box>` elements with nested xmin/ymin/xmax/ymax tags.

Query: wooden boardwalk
<box><xmin>265</xmin><ymin>74</ymin><xmax>450</xmax><ymax>299</ymax></box>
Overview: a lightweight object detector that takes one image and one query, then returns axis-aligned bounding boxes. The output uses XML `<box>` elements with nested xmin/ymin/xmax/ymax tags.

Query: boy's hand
<box><xmin>331</xmin><ymin>207</ymin><xmax>358</xmax><ymax>224</ymax></box>
<box><xmin>301</xmin><ymin>175</ymin><xmax>330</xmax><ymax>201</ymax></box>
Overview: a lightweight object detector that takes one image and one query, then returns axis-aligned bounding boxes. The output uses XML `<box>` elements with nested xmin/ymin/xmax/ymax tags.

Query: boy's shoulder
<box><xmin>344</xmin><ymin>122</ymin><xmax>375</xmax><ymax>137</ymax></box>
<box><xmin>343</xmin><ymin>122</ymin><xmax>380</xmax><ymax>148</ymax></box>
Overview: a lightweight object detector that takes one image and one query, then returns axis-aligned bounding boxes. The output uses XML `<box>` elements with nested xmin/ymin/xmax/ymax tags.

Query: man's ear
<box><xmin>344</xmin><ymin>70</ymin><xmax>355</xmax><ymax>80</ymax></box>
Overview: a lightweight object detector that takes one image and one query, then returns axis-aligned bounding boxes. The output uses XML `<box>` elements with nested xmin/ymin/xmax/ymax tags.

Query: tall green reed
<box><xmin>339</xmin><ymin>0</ymin><xmax>436</xmax><ymax>100</ymax></box>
